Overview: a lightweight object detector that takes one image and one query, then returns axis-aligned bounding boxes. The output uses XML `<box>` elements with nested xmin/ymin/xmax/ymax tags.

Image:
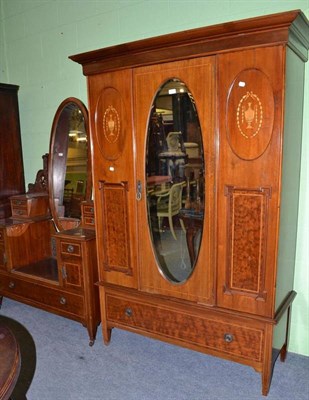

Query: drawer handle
<box><xmin>60</xmin><ymin>297</ymin><xmax>67</xmax><ymax>305</ymax></box>
<box><xmin>125</xmin><ymin>307</ymin><xmax>133</xmax><ymax>317</ymax></box>
<box><xmin>67</xmin><ymin>245</ymin><xmax>74</xmax><ymax>253</ymax></box>
<box><xmin>90</xmin><ymin>208</ymin><xmax>94</xmax><ymax>213</ymax></box>
<box><xmin>8</xmin><ymin>281</ymin><xmax>15</xmax><ymax>289</ymax></box>
<box><xmin>224</xmin><ymin>333</ymin><xmax>234</xmax><ymax>343</ymax></box>
<box><xmin>16</xmin><ymin>210</ymin><xmax>24</xmax><ymax>215</ymax></box>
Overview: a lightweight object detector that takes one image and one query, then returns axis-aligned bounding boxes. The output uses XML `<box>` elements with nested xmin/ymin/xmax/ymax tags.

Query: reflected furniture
<box><xmin>156</xmin><ymin>181</ymin><xmax>186</xmax><ymax>240</ymax></box>
<box><xmin>0</xmin><ymin>99</ymin><xmax>100</xmax><ymax>345</ymax></box>
<box><xmin>0</xmin><ymin>83</ymin><xmax>25</xmax><ymax>219</ymax></box>
<box><xmin>71</xmin><ymin>10</ymin><xmax>309</xmax><ymax>394</ymax></box>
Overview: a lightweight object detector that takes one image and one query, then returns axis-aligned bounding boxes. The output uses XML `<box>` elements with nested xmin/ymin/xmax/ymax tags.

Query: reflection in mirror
<box><xmin>146</xmin><ymin>79</ymin><xmax>204</xmax><ymax>283</ymax></box>
<box><xmin>49</xmin><ymin>98</ymin><xmax>90</xmax><ymax>232</ymax></box>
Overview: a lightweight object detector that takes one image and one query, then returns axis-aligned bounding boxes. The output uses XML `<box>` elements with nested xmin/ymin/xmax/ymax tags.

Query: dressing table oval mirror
<box><xmin>48</xmin><ymin>97</ymin><xmax>92</xmax><ymax>232</ymax></box>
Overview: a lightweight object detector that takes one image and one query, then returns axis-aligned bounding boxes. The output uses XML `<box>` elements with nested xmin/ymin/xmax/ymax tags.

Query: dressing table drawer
<box><xmin>60</xmin><ymin>241</ymin><xmax>81</xmax><ymax>257</ymax></box>
<box><xmin>105</xmin><ymin>293</ymin><xmax>264</xmax><ymax>362</ymax></box>
<box><xmin>0</xmin><ymin>273</ymin><xmax>84</xmax><ymax>317</ymax></box>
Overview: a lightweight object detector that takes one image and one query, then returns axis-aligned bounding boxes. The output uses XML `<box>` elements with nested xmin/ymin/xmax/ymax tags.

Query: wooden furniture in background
<box><xmin>0</xmin><ymin>83</ymin><xmax>25</xmax><ymax>219</ymax></box>
<box><xmin>71</xmin><ymin>10</ymin><xmax>308</xmax><ymax>395</ymax></box>
<box><xmin>0</xmin><ymin>98</ymin><xmax>100</xmax><ymax>345</ymax></box>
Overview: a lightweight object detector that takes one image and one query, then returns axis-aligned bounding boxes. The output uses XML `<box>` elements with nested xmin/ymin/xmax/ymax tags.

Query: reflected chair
<box><xmin>156</xmin><ymin>181</ymin><xmax>186</xmax><ymax>240</ymax></box>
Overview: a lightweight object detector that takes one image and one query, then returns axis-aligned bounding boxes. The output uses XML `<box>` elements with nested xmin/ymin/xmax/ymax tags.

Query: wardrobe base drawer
<box><xmin>105</xmin><ymin>292</ymin><xmax>264</xmax><ymax>362</ymax></box>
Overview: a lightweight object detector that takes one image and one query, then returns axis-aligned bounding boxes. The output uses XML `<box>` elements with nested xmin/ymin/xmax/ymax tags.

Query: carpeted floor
<box><xmin>1</xmin><ymin>298</ymin><xmax>308</xmax><ymax>400</ymax></box>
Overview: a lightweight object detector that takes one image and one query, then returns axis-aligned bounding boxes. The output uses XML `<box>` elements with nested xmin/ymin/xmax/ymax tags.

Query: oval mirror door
<box><xmin>48</xmin><ymin>98</ymin><xmax>91</xmax><ymax>232</ymax></box>
<box><xmin>146</xmin><ymin>79</ymin><xmax>204</xmax><ymax>283</ymax></box>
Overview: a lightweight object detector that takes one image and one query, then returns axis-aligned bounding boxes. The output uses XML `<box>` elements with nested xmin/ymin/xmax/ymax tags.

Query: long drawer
<box><xmin>0</xmin><ymin>273</ymin><xmax>84</xmax><ymax>318</ymax></box>
<box><xmin>105</xmin><ymin>292</ymin><xmax>264</xmax><ymax>362</ymax></box>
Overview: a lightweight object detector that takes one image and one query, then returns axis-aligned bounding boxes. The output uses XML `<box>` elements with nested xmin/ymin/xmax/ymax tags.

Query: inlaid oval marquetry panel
<box><xmin>226</xmin><ymin>69</ymin><xmax>274</xmax><ymax>160</ymax></box>
<box><xmin>95</xmin><ymin>87</ymin><xmax>125</xmax><ymax>161</ymax></box>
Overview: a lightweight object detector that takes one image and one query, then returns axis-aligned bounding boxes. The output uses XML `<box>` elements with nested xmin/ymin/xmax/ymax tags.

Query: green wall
<box><xmin>0</xmin><ymin>0</ymin><xmax>308</xmax><ymax>356</ymax></box>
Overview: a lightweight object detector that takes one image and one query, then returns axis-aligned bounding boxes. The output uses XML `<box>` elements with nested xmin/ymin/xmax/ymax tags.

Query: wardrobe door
<box><xmin>217</xmin><ymin>46</ymin><xmax>284</xmax><ymax>317</ymax></box>
<box><xmin>87</xmin><ymin>69</ymin><xmax>138</xmax><ymax>289</ymax></box>
<box><xmin>134</xmin><ymin>57</ymin><xmax>215</xmax><ymax>304</ymax></box>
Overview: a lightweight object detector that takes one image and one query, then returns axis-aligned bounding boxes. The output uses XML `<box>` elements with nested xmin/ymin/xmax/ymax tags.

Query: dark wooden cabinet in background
<box><xmin>0</xmin><ymin>83</ymin><xmax>25</xmax><ymax>219</ymax></box>
<box><xmin>71</xmin><ymin>10</ymin><xmax>309</xmax><ymax>395</ymax></box>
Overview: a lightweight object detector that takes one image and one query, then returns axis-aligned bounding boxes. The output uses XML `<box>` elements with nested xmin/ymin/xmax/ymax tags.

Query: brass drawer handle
<box><xmin>8</xmin><ymin>281</ymin><xmax>15</xmax><ymax>289</ymax></box>
<box><xmin>60</xmin><ymin>296</ymin><xmax>67</xmax><ymax>305</ymax></box>
<box><xmin>67</xmin><ymin>245</ymin><xmax>74</xmax><ymax>253</ymax></box>
<box><xmin>224</xmin><ymin>333</ymin><xmax>234</xmax><ymax>343</ymax></box>
<box><xmin>125</xmin><ymin>307</ymin><xmax>133</xmax><ymax>317</ymax></box>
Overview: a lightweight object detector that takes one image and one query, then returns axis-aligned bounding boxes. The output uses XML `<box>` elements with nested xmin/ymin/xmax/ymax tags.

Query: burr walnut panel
<box><xmin>99</xmin><ymin>181</ymin><xmax>132</xmax><ymax>275</ymax></box>
<box><xmin>224</xmin><ymin>186</ymin><xmax>271</xmax><ymax>300</ymax></box>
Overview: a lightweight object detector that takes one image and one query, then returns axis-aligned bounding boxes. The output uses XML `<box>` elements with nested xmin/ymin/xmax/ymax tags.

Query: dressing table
<box><xmin>0</xmin><ymin>99</ymin><xmax>100</xmax><ymax>344</ymax></box>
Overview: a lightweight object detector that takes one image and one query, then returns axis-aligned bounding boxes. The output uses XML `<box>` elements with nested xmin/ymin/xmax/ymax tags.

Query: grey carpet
<box><xmin>1</xmin><ymin>298</ymin><xmax>308</xmax><ymax>400</ymax></box>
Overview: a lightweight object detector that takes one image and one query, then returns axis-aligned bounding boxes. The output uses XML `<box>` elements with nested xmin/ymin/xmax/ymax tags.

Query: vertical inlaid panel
<box><xmin>99</xmin><ymin>181</ymin><xmax>132</xmax><ymax>275</ymax></box>
<box><xmin>95</xmin><ymin>87</ymin><xmax>125</xmax><ymax>161</ymax></box>
<box><xmin>226</xmin><ymin>69</ymin><xmax>274</xmax><ymax>160</ymax></box>
<box><xmin>224</xmin><ymin>186</ymin><xmax>271</xmax><ymax>300</ymax></box>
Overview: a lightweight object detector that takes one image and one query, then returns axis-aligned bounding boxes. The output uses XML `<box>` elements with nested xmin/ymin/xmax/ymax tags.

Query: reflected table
<box><xmin>179</xmin><ymin>209</ymin><xmax>203</xmax><ymax>266</ymax></box>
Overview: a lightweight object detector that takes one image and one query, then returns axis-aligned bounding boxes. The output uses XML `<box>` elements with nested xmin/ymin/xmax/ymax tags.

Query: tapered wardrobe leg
<box><xmin>261</xmin><ymin>324</ymin><xmax>274</xmax><ymax>396</ymax></box>
<box><xmin>99</xmin><ymin>286</ymin><xmax>112</xmax><ymax>345</ymax></box>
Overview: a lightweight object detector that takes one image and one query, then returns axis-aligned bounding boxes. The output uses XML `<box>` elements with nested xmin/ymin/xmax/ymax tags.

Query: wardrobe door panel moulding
<box><xmin>70</xmin><ymin>10</ymin><xmax>309</xmax><ymax>395</ymax></box>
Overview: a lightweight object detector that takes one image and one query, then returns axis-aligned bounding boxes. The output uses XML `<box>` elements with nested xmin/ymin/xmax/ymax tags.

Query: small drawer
<box><xmin>83</xmin><ymin>205</ymin><xmax>95</xmax><ymax>215</ymax></box>
<box><xmin>10</xmin><ymin>194</ymin><xmax>50</xmax><ymax>219</ymax></box>
<box><xmin>106</xmin><ymin>294</ymin><xmax>264</xmax><ymax>362</ymax></box>
<box><xmin>11</xmin><ymin>208</ymin><xmax>28</xmax><ymax>217</ymax></box>
<box><xmin>11</xmin><ymin>198</ymin><xmax>27</xmax><ymax>208</ymax></box>
<box><xmin>84</xmin><ymin>216</ymin><xmax>95</xmax><ymax>226</ymax></box>
<box><xmin>81</xmin><ymin>202</ymin><xmax>95</xmax><ymax>228</ymax></box>
<box><xmin>60</xmin><ymin>241</ymin><xmax>81</xmax><ymax>257</ymax></box>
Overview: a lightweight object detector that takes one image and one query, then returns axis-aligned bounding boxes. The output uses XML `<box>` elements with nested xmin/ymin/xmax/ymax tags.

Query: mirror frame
<box><xmin>48</xmin><ymin>97</ymin><xmax>91</xmax><ymax>232</ymax></box>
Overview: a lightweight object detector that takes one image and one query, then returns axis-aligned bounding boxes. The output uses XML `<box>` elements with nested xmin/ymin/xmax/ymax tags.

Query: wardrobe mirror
<box><xmin>48</xmin><ymin>97</ymin><xmax>91</xmax><ymax>232</ymax></box>
<box><xmin>146</xmin><ymin>78</ymin><xmax>204</xmax><ymax>283</ymax></box>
